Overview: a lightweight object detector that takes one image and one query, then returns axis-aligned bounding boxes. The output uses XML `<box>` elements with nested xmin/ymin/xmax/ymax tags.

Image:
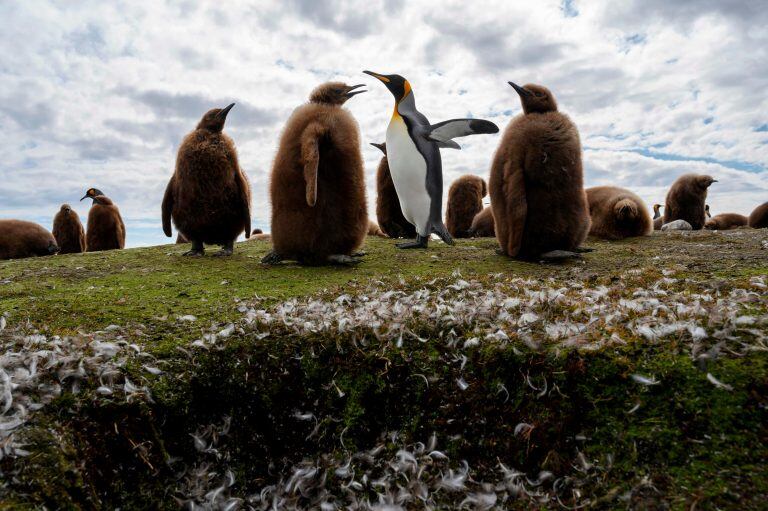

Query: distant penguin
<box><xmin>705</xmin><ymin>204</ymin><xmax>712</xmax><ymax>218</ymax></box>
<box><xmin>0</xmin><ymin>220</ymin><xmax>59</xmax><ymax>260</ymax></box>
<box><xmin>262</xmin><ymin>82</ymin><xmax>368</xmax><ymax>265</ymax></box>
<box><xmin>469</xmin><ymin>206</ymin><xmax>495</xmax><ymax>237</ymax></box>
<box><xmin>489</xmin><ymin>82</ymin><xmax>590</xmax><ymax>261</ymax></box>
<box><xmin>368</xmin><ymin>220</ymin><xmax>387</xmax><ymax>238</ymax></box>
<box><xmin>52</xmin><ymin>204</ymin><xmax>86</xmax><ymax>254</ymax></box>
<box><xmin>176</xmin><ymin>233</ymin><xmax>188</xmax><ymax>244</ymax></box>
<box><xmin>663</xmin><ymin>174</ymin><xmax>716</xmax><ymax>230</ymax></box>
<box><xmin>81</xmin><ymin>188</ymin><xmax>126</xmax><ymax>251</ymax></box>
<box><xmin>252</xmin><ymin>229</ymin><xmax>263</xmax><ymax>235</ymax></box>
<box><xmin>372</xmin><ymin>142</ymin><xmax>416</xmax><ymax>239</ymax></box>
<box><xmin>705</xmin><ymin>213</ymin><xmax>748</xmax><ymax>230</ymax></box>
<box><xmin>446</xmin><ymin>175</ymin><xmax>487</xmax><ymax>238</ymax></box>
<box><xmin>652</xmin><ymin>204</ymin><xmax>664</xmax><ymax>230</ymax></box>
<box><xmin>364</xmin><ymin>70</ymin><xmax>498</xmax><ymax>249</ymax></box>
<box><xmin>749</xmin><ymin>201</ymin><xmax>768</xmax><ymax>228</ymax></box>
<box><xmin>162</xmin><ymin>103</ymin><xmax>251</xmax><ymax>256</ymax></box>
<box><xmin>586</xmin><ymin>186</ymin><xmax>652</xmax><ymax>240</ymax></box>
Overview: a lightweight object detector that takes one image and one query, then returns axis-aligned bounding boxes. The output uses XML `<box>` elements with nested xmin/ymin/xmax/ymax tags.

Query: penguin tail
<box><xmin>433</xmin><ymin>223</ymin><xmax>455</xmax><ymax>246</ymax></box>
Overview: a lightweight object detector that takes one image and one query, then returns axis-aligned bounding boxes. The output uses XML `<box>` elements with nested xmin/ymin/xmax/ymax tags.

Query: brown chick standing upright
<box><xmin>52</xmin><ymin>204</ymin><xmax>86</xmax><ymax>253</ymax></box>
<box><xmin>372</xmin><ymin>142</ymin><xmax>416</xmax><ymax>239</ymax></box>
<box><xmin>586</xmin><ymin>186</ymin><xmax>652</xmax><ymax>240</ymax></box>
<box><xmin>81</xmin><ymin>188</ymin><xmax>125</xmax><ymax>251</ymax></box>
<box><xmin>162</xmin><ymin>103</ymin><xmax>251</xmax><ymax>256</ymax></box>
<box><xmin>445</xmin><ymin>175</ymin><xmax>487</xmax><ymax>238</ymax></box>
<box><xmin>662</xmin><ymin>174</ymin><xmax>716</xmax><ymax>230</ymax></box>
<box><xmin>489</xmin><ymin>82</ymin><xmax>590</xmax><ymax>261</ymax></box>
<box><xmin>263</xmin><ymin>82</ymin><xmax>368</xmax><ymax>265</ymax></box>
<box><xmin>0</xmin><ymin>220</ymin><xmax>59</xmax><ymax>260</ymax></box>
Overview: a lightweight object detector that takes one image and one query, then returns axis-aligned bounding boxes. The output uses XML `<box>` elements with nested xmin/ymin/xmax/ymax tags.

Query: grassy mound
<box><xmin>0</xmin><ymin>230</ymin><xmax>766</xmax><ymax>509</ymax></box>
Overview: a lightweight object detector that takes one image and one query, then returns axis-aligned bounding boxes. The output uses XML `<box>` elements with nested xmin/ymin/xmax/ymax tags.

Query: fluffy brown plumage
<box><xmin>368</xmin><ymin>220</ymin><xmax>387</xmax><ymax>238</ymax></box>
<box><xmin>469</xmin><ymin>206</ymin><xmax>495</xmax><ymax>237</ymax></box>
<box><xmin>445</xmin><ymin>175</ymin><xmax>487</xmax><ymax>238</ymax></box>
<box><xmin>489</xmin><ymin>83</ymin><xmax>590</xmax><ymax>260</ymax></box>
<box><xmin>81</xmin><ymin>190</ymin><xmax>126</xmax><ymax>252</ymax></box>
<box><xmin>372</xmin><ymin>142</ymin><xmax>416</xmax><ymax>239</ymax></box>
<box><xmin>0</xmin><ymin>219</ymin><xmax>59</xmax><ymax>260</ymax></box>
<box><xmin>586</xmin><ymin>186</ymin><xmax>652</xmax><ymax>240</ymax></box>
<box><xmin>705</xmin><ymin>213</ymin><xmax>748</xmax><ymax>230</ymax></box>
<box><xmin>265</xmin><ymin>82</ymin><xmax>368</xmax><ymax>265</ymax></box>
<box><xmin>162</xmin><ymin>103</ymin><xmax>251</xmax><ymax>256</ymax></box>
<box><xmin>176</xmin><ymin>233</ymin><xmax>188</xmax><ymax>244</ymax></box>
<box><xmin>52</xmin><ymin>204</ymin><xmax>86</xmax><ymax>254</ymax></box>
<box><xmin>663</xmin><ymin>174</ymin><xmax>716</xmax><ymax>230</ymax></box>
<box><xmin>748</xmin><ymin>202</ymin><xmax>768</xmax><ymax>228</ymax></box>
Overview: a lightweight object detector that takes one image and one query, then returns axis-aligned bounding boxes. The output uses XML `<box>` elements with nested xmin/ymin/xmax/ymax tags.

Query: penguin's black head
<box><xmin>197</xmin><ymin>103</ymin><xmax>235</xmax><ymax>132</ymax></box>
<box><xmin>705</xmin><ymin>204</ymin><xmax>712</xmax><ymax>217</ymax></box>
<box><xmin>47</xmin><ymin>240</ymin><xmax>60</xmax><ymax>255</ymax></box>
<box><xmin>509</xmin><ymin>82</ymin><xmax>557</xmax><ymax>114</ymax></box>
<box><xmin>310</xmin><ymin>82</ymin><xmax>367</xmax><ymax>105</ymax></box>
<box><xmin>80</xmin><ymin>188</ymin><xmax>104</xmax><ymax>202</ymax></box>
<box><xmin>370</xmin><ymin>142</ymin><xmax>387</xmax><ymax>155</ymax></box>
<box><xmin>364</xmin><ymin>71</ymin><xmax>412</xmax><ymax>103</ymax></box>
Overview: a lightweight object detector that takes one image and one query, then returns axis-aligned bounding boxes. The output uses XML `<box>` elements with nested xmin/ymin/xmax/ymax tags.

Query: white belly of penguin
<box><xmin>386</xmin><ymin>118</ymin><xmax>431</xmax><ymax>236</ymax></box>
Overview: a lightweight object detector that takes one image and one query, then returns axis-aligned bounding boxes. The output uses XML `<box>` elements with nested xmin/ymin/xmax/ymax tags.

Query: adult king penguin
<box><xmin>364</xmin><ymin>71</ymin><xmax>499</xmax><ymax>249</ymax></box>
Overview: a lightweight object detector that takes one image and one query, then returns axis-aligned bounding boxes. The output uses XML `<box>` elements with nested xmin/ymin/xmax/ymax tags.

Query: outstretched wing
<box><xmin>301</xmin><ymin>122</ymin><xmax>328</xmax><ymax>207</ymax></box>
<box><xmin>161</xmin><ymin>177</ymin><xmax>174</xmax><ymax>237</ymax></box>
<box><xmin>424</xmin><ymin>119</ymin><xmax>499</xmax><ymax>150</ymax></box>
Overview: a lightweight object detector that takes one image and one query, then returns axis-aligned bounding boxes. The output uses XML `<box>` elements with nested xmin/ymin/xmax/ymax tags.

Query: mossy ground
<box><xmin>0</xmin><ymin>230</ymin><xmax>767</xmax><ymax>509</ymax></box>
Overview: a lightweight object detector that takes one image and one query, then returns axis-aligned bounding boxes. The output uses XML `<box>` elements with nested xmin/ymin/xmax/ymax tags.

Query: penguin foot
<box><xmin>213</xmin><ymin>242</ymin><xmax>234</xmax><ymax>257</ymax></box>
<box><xmin>261</xmin><ymin>251</ymin><xmax>283</xmax><ymax>265</ymax></box>
<box><xmin>352</xmin><ymin>251</ymin><xmax>367</xmax><ymax>257</ymax></box>
<box><xmin>495</xmin><ymin>248</ymin><xmax>507</xmax><ymax>256</ymax></box>
<box><xmin>574</xmin><ymin>247</ymin><xmax>595</xmax><ymax>253</ymax></box>
<box><xmin>540</xmin><ymin>250</ymin><xmax>583</xmax><ymax>262</ymax></box>
<box><xmin>327</xmin><ymin>254</ymin><xmax>363</xmax><ymax>266</ymax></box>
<box><xmin>182</xmin><ymin>249</ymin><xmax>204</xmax><ymax>257</ymax></box>
<box><xmin>396</xmin><ymin>235</ymin><xmax>429</xmax><ymax>249</ymax></box>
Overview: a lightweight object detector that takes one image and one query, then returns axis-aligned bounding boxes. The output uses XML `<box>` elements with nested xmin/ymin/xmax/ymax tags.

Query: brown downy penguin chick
<box><xmin>586</xmin><ymin>186</ymin><xmax>652</xmax><ymax>240</ymax></box>
<box><xmin>469</xmin><ymin>206</ymin><xmax>495</xmax><ymax>237</ymax></box>
<box><xmin>249</xmin><ymin>228</ymin><xmax>272</xmax><ymax>242</ymax></box>
<box><xmin>445</xmin><ymin>175</ymin><xmax>487</xmax><ymax>238</ymax></box>
<box><xmin>52</xmin><ymin>204</ymin><xmax>86</xmax><ymax>254</ymax></box>
<box><xmin>749</xmin><ymin>201</ymin><xmax>768</xmax><ymax>228</ymax></box>
<box><xmin>0</xmin><ymin>220</ymin><xmax>58</xmax><ymax>260</ymax></box>
<box><xmin>489</xmin><ymin>82</ymin><xmax>590</xmax><ymax>261</ymax></box>
<box><xmin>662</xmin><ymin>174</ymin><xmax>717</xmax><ymax>230</ymax></box>
<box><xmin>368</xmin><ymin>220</ymin><xmax>387</xmax><ymax>238</ymax></box>
<box><xmin>263</xmin><ymin>82</ymin><xmax>368</xmax><ymax>265</ymax></box>
<box><xmin>81</xmin><ymin>188</ymin><xmax>126</xmax><ymax>251</ymax></box>
<box><xmin>162</xmin><ymin>103</ymin><xmax>251</xmax><ymax>256</ymax></box>
<box><xmin>705</xmin><ymin>213</ymin><xmax>748</xmax><ymax>230</ymax></box>
<box><xmin>652</xmin><ymin>204</ymin><xmax>664</xmax><ymax>230</ymax></box>
<box><xmin>372</xmin><ymin>142</ymin><xmax>416</xmax><ymax>239</ymax></box>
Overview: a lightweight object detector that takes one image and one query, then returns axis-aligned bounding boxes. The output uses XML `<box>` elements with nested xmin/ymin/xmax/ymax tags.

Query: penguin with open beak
<box><xmin>363</xmin><ymin>70</ymin><xmax>499</xmax><ymax>249</ymax></box>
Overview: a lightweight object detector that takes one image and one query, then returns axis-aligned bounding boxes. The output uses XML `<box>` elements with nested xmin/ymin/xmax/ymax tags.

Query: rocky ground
<box><xmin>0</xmin><ymin>229</ymin><xmax>766</xmax><ymax>510</ymax></box>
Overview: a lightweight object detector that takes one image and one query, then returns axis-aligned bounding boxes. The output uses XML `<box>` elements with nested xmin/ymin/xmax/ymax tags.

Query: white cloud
<box><xmin>0</xmin><ymin>0</ymin><xmax>765</xmax><ymax>247</ymax></box>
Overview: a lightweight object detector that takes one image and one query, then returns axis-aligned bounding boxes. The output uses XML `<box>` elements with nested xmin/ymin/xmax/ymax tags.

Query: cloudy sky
<box><xmin>1</xmin><ymin>0</ymin><xmax>766</xmax><ymax>247</ymax></box>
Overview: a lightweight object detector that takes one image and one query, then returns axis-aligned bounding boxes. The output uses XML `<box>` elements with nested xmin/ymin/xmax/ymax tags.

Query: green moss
<box><xmin>1</xmin><ymin>230</ymin><xmax>767</xmax><ymax>507</ymax></box>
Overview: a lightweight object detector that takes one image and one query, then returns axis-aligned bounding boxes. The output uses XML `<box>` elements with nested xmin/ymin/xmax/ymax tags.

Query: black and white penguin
<box><xmin>364</xmin><ymin>70</ymin><xmax>499</xmax><ymax>249</ymax></box>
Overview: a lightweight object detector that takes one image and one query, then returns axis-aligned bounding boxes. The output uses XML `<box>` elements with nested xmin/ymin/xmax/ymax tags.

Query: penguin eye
<box><xmin>534</xmin><ymin>92</ymin><xmax>544</xmax><ymax>98</ymax></box>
